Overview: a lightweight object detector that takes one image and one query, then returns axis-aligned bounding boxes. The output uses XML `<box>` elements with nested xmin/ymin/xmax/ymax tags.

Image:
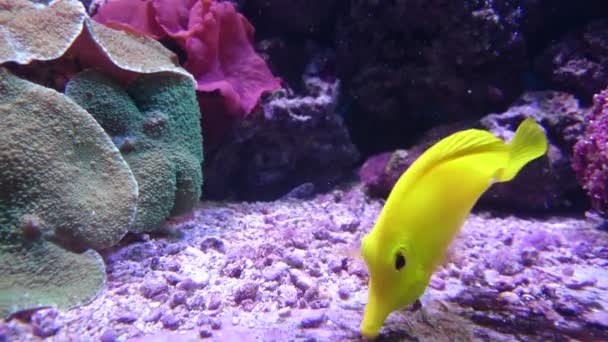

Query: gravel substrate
<box><xmin>2</xmin><ymin>184</ymin><xmax>607</xmax><ymax>341</ymax></box>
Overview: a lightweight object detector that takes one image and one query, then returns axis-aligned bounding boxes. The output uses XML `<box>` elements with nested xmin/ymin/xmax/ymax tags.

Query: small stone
<box><xmin>178</xmin><ymin>274</ymin><xmax>209</xmax><ymax>291</ymax></box>
<box><xmin>164</xmin><ymin>243</ymin><xmax>184</xmax><ymax>255</ymax></box>
<box><xmin>234</xmin><ymin>282</ymin><xmax>259</xmax><ymax>304</ymax></box>
<box><xmin>290</xmin><ymin>269</ymin><xmax>316</xmax><ymax>291</ymax></box>
<box><xmin>561</xmin><ymin>266</ymin><xmax>574</xmax><ymax>276</ymax></box>
<box><xmin>143</xmin><ymin>309</ymin><xmax>162</xmax><ymax>323</ymax></box>
<box><xmin>115</xmin><ymin>313</ymin><xmax>137</xmax><ymax>324</ymax></box>
<box><xmin>223</xmin><ymin>262</ymin><xmax>243</xmax><ymax>278</ymax></box>
<box><xmin>328</xmin><ymin>257</ymin><xmax>346</xmax><ymax>273</ymax></box>
<box><xmin>210</xmin><ymin>318</ymin><xmax>222</xmax><ymax>330</ymax></box>
<box><xmin>347</xmin><ymin>261</ymin><xmax>368</xmax><ymax>279</ymax></box>
<box><xmin>299</xmin><ymin>312</ymin><xmax>326</xmax><ymax>328</ymax></box>
<box><xmin>278</xmin><ymin>285</ymin><xmax>299</xmax><ymax>306</ymax></box>
<box><xmin>553</xmin><ymin>299</ymin><xmax>580</xmax><ymax>316</ymax></box>
<box><xmin>278</xmin><ymin>308</ymin><xmax>291</xmax><ymax>317</ymax></box>
<box><xmin>199</xmin><ymin>328</ymin><xmax>213</xmax><ymax>338</ymax></box>
<box><xmin>140</xmin><ymin>278</ymin><xmax>168</xmax><ymax>298</ymax></box>
<box><xmin>285</xmin><ymin>250</ymin><xmax>305</xmax><ymax>269</ymax></box>
<box><xmin>309</xmin><ymin>300</ymin><xmax>330</xmax><ymax>309</ymax></box>
<box><xmin>31</xmin><ymin>309</ymin><xmax>61</xmax><ymax>338</ymax></box>
<box><xmin>161</xmin><ymin>314</ymin><xmax>181</xmax><ymax>330</ymax></box>
<box><xmin>170</xmin><ymin>292</ymin><xmax>188</xmax><ymax>308</ymax></box>
<box><xmin>99</xmin><ymin>330</ymin><xmax>116</xmax><ymax>342</ymax></box>
<box><xmin>200</xmin><ymin>236</ymin><xmax>226</xmax><ymax>253</ymax></box>
<box><xmin>498</xmin><ymin>291</ymin><xmax>520</xmax><ymax>305</ymax></box>
<box><xmin>338</xmin><ymin>286</ymin><xmax>350</xmax><ymax>300</ymax></box>
<box><xmin>262</xmin><ymin>262</ymin><xmax>288</xmax><ymax>281</ymax></box>
<box><xmin>163</xmin><ymin>273</ymin><xmax>184</xmax><ymax>286</ymax></box>
<box><xmin>565</xmin><ymin>278</ymin><xmax>596</xmax><ymax>290</ymax></box>
<box><xmin>488</xmin><ymin>248</ymin><xmax>524</xmax><ymax>276</ymax></box>
<box><xmin>188</xmin><ymin>294</ymin><xmax>207</xmax><ymax>310</ymax></box>
<box><xmin>206</xmin><ymin>292</ymin><xmax>222</xmax><ymax>310</ymax></box>
<box><xmin>303</xmin><ymin>287</ymin><xmax>319</xmax><ymax>301</ymax></box>
<box><xmin>429</xmin><ymin>277</ymin><xmax>445</xmax><ymax>290</ymax></box>
<box><xmin>520</xmin><ymin>248</ymin><xmax>539</xmax><ymax>267</ymax></box>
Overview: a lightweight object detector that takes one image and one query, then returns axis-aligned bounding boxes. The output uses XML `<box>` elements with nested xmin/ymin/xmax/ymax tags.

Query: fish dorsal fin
<box><xmin>393</xmin><ymin>128</ymin><xmax>507</xmax><ymax>192</ymax></box>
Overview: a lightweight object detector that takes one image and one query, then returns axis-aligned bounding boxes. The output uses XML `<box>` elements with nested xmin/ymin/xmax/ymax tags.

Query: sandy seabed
<box><xmin>3</xmin><ymin>184</ymin><xmax>607</xmax><ymax>341</ymax></box>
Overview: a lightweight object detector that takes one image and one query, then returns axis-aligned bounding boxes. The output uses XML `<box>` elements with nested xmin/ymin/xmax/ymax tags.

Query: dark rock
<box><xmin>161</xmin><ymin>314</ymin><xmax>181</xmax><ymax>330</ymax></box>
<box><xmin>299</xmin><ymin>312</ymin><xmax>326</xmax><ymax>328</ymax></box>
<box><xmin>245</xmin><ymin>0</ymin><xmax>338</xmax><ymax>36</ymax></box>
<box><xmin>140</xmin><ymin>278</ymin><xmax>168</xmax><ymax>299</ymax></box>
<box><xmin>234</xmin><ymin>282</ymin><xmax>259</xmax><ymax>304</ymax></box>
<box><xmin>336</xmin><ymin>0</ymin><xmax>542</xmax><ymax>155</ymax></box>
<box><xmin>285</xmin><ymin>251</ymin><xmax>305</xmax><ymax>269</ymax></box>
<box><xmin>203</xmin><ymin>76</ymin><xmax>359</xmax><ymax>201</ymax></box>
<box><xmin>479</xmin><ymin>91</ymin><xmax>588</xmax><ymax>212</ymax></box>
<box><xmin>536</xmin><ymin>20</ymin><xmax>608</xmax><ymax>101</ymax></box>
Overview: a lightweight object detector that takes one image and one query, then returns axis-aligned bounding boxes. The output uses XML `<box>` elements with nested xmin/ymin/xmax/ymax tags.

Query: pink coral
<box><xmin>94</xmin><ymin>0</ymin><xmax>281</xmax><ymax>142</ymax></box>
<box><xmin>572</xmin><ymin>88</ymin><xmax>608</xmax><ymax>215</ymax></box>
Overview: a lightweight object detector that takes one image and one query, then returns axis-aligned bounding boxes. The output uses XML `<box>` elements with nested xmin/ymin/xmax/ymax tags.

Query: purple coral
<box><xmin>572</xmin><ymin>88</ymin><xmax>608</xmax><ymax>215</ymax></box>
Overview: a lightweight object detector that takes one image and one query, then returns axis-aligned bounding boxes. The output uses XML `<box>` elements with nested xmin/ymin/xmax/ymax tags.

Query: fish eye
<box><xmin>394</xmin><ymin>252</ymin><xmax>406</xmax><ymax>270</ymax></box>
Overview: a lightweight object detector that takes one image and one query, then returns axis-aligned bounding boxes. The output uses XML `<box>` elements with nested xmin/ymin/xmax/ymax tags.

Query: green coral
<box><xmin>66</xmin><ymin>70</ymin><xmax>203</xmax><ymax>232</ymax></box>
<box><xmin>0</xmin><ymin>67</ymin><xmax>137</xmax><ymax>317</ymax></box>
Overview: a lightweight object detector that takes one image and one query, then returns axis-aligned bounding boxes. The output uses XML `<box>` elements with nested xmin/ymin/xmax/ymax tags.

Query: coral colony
<box><xmin>1</xmin><ymin>0</ymin><xmax>607</xmax><ymax>341</ymax></box>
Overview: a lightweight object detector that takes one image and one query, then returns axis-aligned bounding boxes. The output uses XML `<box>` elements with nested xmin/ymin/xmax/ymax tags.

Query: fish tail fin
<box><xmin>495</xmin><ymin>118</ymin><xmax>548</xmax><ymax>182</ymax></box>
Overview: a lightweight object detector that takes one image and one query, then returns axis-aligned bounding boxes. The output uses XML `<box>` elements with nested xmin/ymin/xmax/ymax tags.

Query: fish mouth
<box><xmin>360</xmin><ymin>290</ymin><xmax>391</xmax><ymax>339</ymax></box>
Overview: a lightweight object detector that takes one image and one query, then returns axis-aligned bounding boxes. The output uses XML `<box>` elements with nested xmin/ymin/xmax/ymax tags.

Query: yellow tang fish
<box><xmin>360</xmin><ymin>118</ymin><xmax>547</xmax><ymax>338</ymax></box>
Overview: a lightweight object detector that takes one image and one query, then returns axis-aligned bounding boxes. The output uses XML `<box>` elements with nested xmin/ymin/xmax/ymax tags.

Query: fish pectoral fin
<box><xmin>495</xmin><ymin>118</ymin><xmax>548</xmax><ymax>182</ymax></box>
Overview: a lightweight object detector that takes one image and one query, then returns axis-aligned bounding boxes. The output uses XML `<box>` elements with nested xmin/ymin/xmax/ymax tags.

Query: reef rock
<box><xmin>204</xmin><ymin>75</ymin><xmax>359</xmax><ymax>201</ymax></box>
<box><xmin>572</xmin><ymin>88</ymin><xmax>608</xmax><ymax>216</ymax></box>
<box><xmin>360</xmin><ymin>91</ymin><xmax>587</xmax><ymax>213</ymax></box>
<box><xmin>66</xmin><ymin>70</ymin><xmax>203</xmax><ymax>232</ymax></box>
<box><xmin>0</xmin><ymin>68</ymin><xmax>136</xmax><ymax>316</ymax></box>
<box><xmin>335</xmin><ymin>0</ymin><xmax>541</xmax><ymax>154</ymax></box>
<box><xmin>479</xmin><ymin>91</ymin><xmax>587</xmax><ymax>212</ymax></box>
<box><xmin>536</xmin><ymin>19</ymin><xmax>608</xmax><ymax>101</ymax></box>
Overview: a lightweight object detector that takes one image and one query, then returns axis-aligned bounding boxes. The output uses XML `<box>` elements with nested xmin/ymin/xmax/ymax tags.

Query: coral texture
<box><xmin>572</xmin><ymin>88</ymin><xmax>608</xmax><ymax>215</ymax></box>
<box><xmin>0</xmin><ymin>68</ymin><xmax>136</xmax><ymax>317</ymax></box>
<box><xmin>94</xmin><ymin>0</ymin><xmax>281</xmax><ymax>141</ymax></box>
<box><xmin>0</xmin><ymin>68</ymin><xmax>138</xmax><ymax>251</ymax></box>
<box><xmin>66</xmin><ymin>70</ymin><xmax>203</xmax><ymax>232</ymax></box>
<box><xmin>0</xmin><ymin>0</ymin><xmax>86</xmax><ymax>64</ymax></box>
<box><xmin>204</xmin><ymin>76</ymin><xmax>359</xmax><ymax>200</ymax></box>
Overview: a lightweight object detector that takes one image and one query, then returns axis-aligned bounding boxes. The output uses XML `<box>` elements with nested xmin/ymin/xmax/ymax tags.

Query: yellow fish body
<box><xmin>360</xmin><ymin>118</ymin><xmax>547</xmax><ymax>338</ymax></box>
